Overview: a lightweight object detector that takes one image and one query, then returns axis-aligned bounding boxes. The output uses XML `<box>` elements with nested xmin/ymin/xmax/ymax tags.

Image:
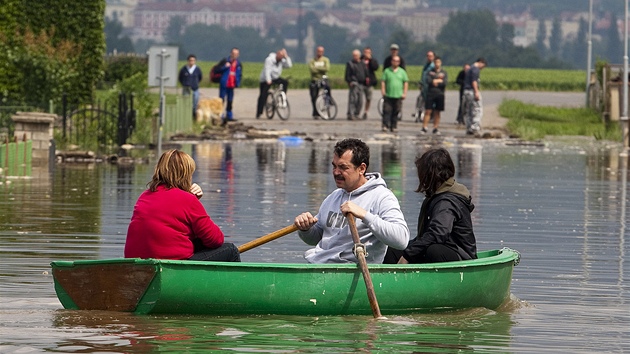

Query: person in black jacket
<box><xmin>455</xmin><ymin>63</ymin><xmax>470</xmax><ymax>125</ymax></box>
<box><xmin>178</xmin><ymin>54</ymin><xmax>203</xmax><ymax>119</ymax></box>
<box><xmin>383</xmin><ymin>148</ymin><xmax>477</xmax><ymax>264</ymax></box>
<box><xmin>345</xmin><ymin>49</ymin><xmax>368</xmax><ymax>120</ymax></box>
<box><xmin>360</xmin><ymin>47</ymin><xmax>379</xmax><ymax>120</ymax></box>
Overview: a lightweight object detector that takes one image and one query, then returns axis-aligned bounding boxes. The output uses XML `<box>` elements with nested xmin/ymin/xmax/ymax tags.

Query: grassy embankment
<box><xmin>498</xmin><ymin>99</ymin><xmax>620</xmax><ymax>141</ymax></box>
<box><xmin>188</xmin><ymin>61</ymin><xmax>585</xmax><ymax>91</ymax></box>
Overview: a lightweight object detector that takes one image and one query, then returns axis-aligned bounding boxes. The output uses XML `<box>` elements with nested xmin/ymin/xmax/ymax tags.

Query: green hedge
<box><xmin>0</xmin><ymin>0</ymin><xmax>105</xmax><ymax>107</ymax></box>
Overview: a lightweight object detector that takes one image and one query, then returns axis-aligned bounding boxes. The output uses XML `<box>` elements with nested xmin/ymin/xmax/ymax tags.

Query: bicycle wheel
<box><xmin>414</xmin><ymin>94</ymin><xmax>425</xmax><ymax>123</ymax></box>
<box><xmin>377</xmin><ymin>97</ymin><xmax>384</xmax><ymax>117</ymax></box>
<box><xmin>315</xmin><ymin>94</ymin><xmax>337</xmax><ymax>120</ymax></box>
<box><xmin>276</xmin><ymin>92</ymin><xmax>290</xmax><ymax>120</ymax></box>
<box><xmin>265</xmin><ymin>92</ymin><xmax>275</xmax><ymax>119</ymax></box>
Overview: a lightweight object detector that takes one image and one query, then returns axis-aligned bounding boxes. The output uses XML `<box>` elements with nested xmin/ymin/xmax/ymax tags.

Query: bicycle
<box><xmin>412</xmin><ymin>82</ymin><xmax>426</xmax><ymax>123</ymax></box>
<box><xmin>264</xmin><ymin>79</ymin><xmax>290</xmax><ymax>120</ymax></box>
<box><xmin>314</xmin><ymin>75</ymin><xmax>337</xmax><ymax>120</ymax></box>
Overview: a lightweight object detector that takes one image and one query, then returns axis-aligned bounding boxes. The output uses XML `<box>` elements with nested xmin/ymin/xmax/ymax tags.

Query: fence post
<box><xmin>62</xmin><ymin>93</ymin><xmax>67</xmax><ymax>139</ymax></box>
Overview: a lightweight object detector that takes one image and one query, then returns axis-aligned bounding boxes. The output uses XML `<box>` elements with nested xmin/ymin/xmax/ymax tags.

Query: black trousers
<box><xmin>382</xmin><ymin>97</ymin><xmax>401</xmax><ymax>130</ymax></box>
<box><xmin>190</xmin><ymin>240</ymin><xmax>241</xmax><ymax>262</ymax></box>
<box><xmin>257</xmin><ymin>78</ymin><xmax>289</xmax><ymax>117</ymax></box>
<box><xmin>383</xmin><ymin>243</ymin><xmax>461</xmax><ymax>264</ymax></box>
<box><xmin>309</xmin><ymin>80</ymin><xmax>319</xmax><ymax>116</ymax></box>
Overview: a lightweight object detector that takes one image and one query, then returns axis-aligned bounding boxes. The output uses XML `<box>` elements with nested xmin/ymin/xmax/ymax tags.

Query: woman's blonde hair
<box><xmin>148</xmin><ymin>149</ymin><xmax>195</xmax><ymax>192</ymax></box>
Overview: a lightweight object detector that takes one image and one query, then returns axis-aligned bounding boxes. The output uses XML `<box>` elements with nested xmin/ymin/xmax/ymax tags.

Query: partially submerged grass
<box><xmin>499</xmin><ymin>99</ymin><xmax>622</xmax><ymax>141</ymax></box>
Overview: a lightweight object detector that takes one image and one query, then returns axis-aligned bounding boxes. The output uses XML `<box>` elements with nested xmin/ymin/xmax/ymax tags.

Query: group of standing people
<box><xmin>179</xmin><ymin>50</ymin><xmax>243</xmax><ymax>125</ymax></box>
<box><xmin>179</xmin><ymin>46</ymin><xmax>487</xmax><ymax>136</ymax></box>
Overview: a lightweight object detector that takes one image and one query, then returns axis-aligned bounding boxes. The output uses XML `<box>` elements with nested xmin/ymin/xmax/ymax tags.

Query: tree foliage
<box><xmin>314</xmin><ymin>24</ymin><xmax>353</xmax><ymax>63</ymax></box>
<box><xmin>536</xmin><ymin>19</ymin><xmax>547</xmax><ymax>57</ymax></box>
<box><xmin>169</xmin><ymin>23</ymin><xmax>279</xmax><ymax>62</ymax></box>
<box><xmin>437</xmin><ymin>9</ymin><xmax>498</xmax><ymax>50</ymax></box>
<box><xmin>0</xmin><ymin>0</ymin><xmax>105</xmax><ymax>107</ymax></box>
<box><xmin>105</xmin><ymin>17</ymin><xmax>134</xmax><ymax>54</ymax></box>
<box><xmin>549</xmin><ymin>17</ymin><xmax>562</xmax><ymax>58</ymax></box>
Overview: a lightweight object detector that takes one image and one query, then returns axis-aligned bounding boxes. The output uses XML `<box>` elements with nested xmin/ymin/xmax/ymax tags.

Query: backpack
<box><xmin>210</xmin><ymin>59</ymin><xmax>226</xmax><ymax>83</ymax></box>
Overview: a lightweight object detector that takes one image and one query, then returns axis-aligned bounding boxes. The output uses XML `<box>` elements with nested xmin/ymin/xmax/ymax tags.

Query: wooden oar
<box><xmin>237</xmin><ymin>224</ymin><xmax>298</xmax><ymax>253</ymax></box>
<box><xmin>347</xmin><ymin>214</ymin><xmax>384</xmax><ymax>319</ymax></box>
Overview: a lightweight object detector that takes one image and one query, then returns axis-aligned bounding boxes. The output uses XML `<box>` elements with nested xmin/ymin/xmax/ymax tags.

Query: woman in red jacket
<box><xmin>124</xmin><ymin>149</ymin><xmax>240</xmax><ymax>262</ymax></box>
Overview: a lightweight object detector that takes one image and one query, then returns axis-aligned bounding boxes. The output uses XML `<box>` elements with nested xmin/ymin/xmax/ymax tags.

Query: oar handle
<box><xmin>237</xmin><ymin>224</ymin><xmax>299</xmax><ymax>253</ymax></box>
<box><xmin>347</xmin><ymin>214</ymin><xmax>384</xmax><ymax>319</ymax></box>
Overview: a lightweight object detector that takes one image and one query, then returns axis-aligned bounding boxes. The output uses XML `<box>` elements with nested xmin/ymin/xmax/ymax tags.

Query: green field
<box><xmin>184</xmin><ymin>61</ymin><xmax>586</xmax><ymax>92</ymax></box>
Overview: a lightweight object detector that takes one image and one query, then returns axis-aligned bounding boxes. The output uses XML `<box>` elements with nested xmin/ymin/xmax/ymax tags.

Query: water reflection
<box><xmin>380</xmin><ymin>143</ymin><xmax>404</xmax><ymax>198</ymax></box>
<box><xmin>48</xmin><ymin>308</ymin><xmax>515</xmax><ymax>352</ymax></box>
<box><xmin>1</xmin><ymin>139</ymin><xmax>629</xmax><ymax>352</ymax></box>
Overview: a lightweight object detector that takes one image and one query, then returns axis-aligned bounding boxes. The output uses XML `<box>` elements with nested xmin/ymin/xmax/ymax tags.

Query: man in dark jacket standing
<box><xmin>345</xmin><ymin>49</ymin><xmax>368</xmax><ymax>120</ymax></box>
<box><xmin>361</xmin><ymin>47</ymin><xmax>379</xmax><ymax>120</ymax></box>
<box><xmin>178</xmin><ymin>54</ymin><xmax>203</xmax><ymax>119</ymax></box>
<box><xmin>455</xmin><ymin>63</ymin><xmax>470</xmax><ymax>125</ymax></box>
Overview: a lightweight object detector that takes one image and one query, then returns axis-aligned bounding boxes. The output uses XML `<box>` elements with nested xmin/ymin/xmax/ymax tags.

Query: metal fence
<box><xmin>60</xmin><ymin>93</ymin><xmax>135</xmax><ymax>152</ymax></box>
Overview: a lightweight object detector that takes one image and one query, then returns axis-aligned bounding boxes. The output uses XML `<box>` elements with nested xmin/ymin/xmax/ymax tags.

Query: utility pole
<box><xmin>586</xmin><ymin>0</ymin><xmax>593</xmax><ymax>107</ymax></box>
<box><xmin>622</xmin><ymin>0</ymin><xmax>629</xmax><ymax>147</ymax></box>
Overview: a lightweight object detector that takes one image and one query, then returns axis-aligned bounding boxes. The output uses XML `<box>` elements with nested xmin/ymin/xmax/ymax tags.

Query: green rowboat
<box><xmin>50</xmin><ymin>248</ymin><xmax>520</xmax><ymax>316</ymax></box>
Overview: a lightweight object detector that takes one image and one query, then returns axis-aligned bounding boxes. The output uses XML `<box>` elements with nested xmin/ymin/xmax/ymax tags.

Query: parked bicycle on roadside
<box><xmin>264</xmin><ymin>78</ymin><xmax>291</xmax><ymax>120</ymax></box>
<box><xmin>412</xmin><ymin>81</ymin><xmax>426</xmax><ymax>123</ymax></box>
<box><xmin>314</xmin><ymin>75</ymin><xmax>337</xmax><ymax>120</ymax></box>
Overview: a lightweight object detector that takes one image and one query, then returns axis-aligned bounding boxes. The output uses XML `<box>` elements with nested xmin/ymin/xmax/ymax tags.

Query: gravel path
<box><xmin>194</xmin><ymin>88</ymin><xmax>584</xmax><ymax>140</ymax></box>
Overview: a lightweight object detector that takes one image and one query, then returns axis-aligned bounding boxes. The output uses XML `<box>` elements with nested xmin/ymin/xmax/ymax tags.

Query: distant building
<box><xmin>133</xmin><ymin>2</ymin><xmax>266</xmax><ymax>41</ymax></box>
<box><xmin>105</xmin><ymin>0</ymin><xmax>139</xmax><ymax>28</ymax></box>
<box><xmin>397</xmin><ymin>9</ymin><xmax>449</xmax><ymax>42</ymax></box>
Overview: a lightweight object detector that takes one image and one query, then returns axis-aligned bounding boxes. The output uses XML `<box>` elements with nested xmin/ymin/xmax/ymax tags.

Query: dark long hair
<box><xmin>415</xmin><ymin>148</ymin><xmax>455</xmax><ymax>197</ymax></box>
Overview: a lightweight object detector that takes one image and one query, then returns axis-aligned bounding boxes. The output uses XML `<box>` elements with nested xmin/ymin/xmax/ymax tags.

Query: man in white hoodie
<box><xmin>294</xmin><ymin>138</ymin><xmax>410</xmax><ymax>263</ymax></box>
<box><xmin>256</xmin><ymin>48</ymin><xmax>292</xmax><ymax>119</ymax></box>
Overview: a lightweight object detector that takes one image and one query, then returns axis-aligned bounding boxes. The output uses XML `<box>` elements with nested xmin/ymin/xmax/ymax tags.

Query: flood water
<box><xmin>1</xmin><ymin>138</ymin><xmax>629</xmax><ymax>353</ymax></box>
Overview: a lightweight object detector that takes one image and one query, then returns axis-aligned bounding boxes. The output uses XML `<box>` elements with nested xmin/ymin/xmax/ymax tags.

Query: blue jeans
<box><xmin>183</xmin><ymin>87</ymin><xmax>200</xmax><ymax>117</ymax></box>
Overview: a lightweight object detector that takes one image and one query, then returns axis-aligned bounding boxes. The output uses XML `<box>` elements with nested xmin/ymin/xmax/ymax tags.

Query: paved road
<box><xmin>196</xmin><ymin>87</ymin><xmax>584</xmax><ymax>139</ymax></box>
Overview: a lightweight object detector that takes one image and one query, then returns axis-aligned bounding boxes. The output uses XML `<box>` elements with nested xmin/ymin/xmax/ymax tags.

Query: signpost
<box><xmin>148</xmin><ymin>46</ymin><xmax>178</xmax><ymax>158</ymax></box>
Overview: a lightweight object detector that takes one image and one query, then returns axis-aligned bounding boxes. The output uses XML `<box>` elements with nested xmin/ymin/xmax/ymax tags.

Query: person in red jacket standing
<box><xmin>124</xmin><ymin>149</ymin><xmax>240</xmax><ymax>262</ymax></box>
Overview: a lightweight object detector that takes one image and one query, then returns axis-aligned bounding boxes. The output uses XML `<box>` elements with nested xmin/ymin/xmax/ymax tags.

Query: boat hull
<box><xmin>51</xmin><ymin>249</ymin><xmax>519</xmax><ymax>316</ymax></box>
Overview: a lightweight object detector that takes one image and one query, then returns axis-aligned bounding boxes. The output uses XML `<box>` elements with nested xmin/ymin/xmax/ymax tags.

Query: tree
<box><xmin>571</xmin><ymin>18</ymin><xmax>588</xmax><ymax>68</ymax></box>
<box><xmin>536</xmin><ymin>19</ymin><xmax>547</xmax><ymax>57</ymax></box>
<box><xmin>0</xmin><ymin>0</ymin><xmax>105</xmax><ymax>105</ymax></box>
<box><xmin>498</xmin><ymin>22</ymin><xmax>515</xmax><ymax>51</ymax></box>
<box><xmin>105</xmin><ymin>17</ymin><xmax>134</xmax><ymax>54</ymax></box>
<box><xmin>164</xmin><ymin>16</ymin><xmax>186</xmax><ymax>46</ymax></box>
<box><xmin>314</xmin><ymin>24</ymin><xmax>353</xmax><ymax>63</ymax></box>
<box><xmin>388</xmin><ymin>27</ymin><xmax>414</xmax><ymax>60</ymax></box>
<box><xmin>363</xmin><ymin>18</ymin><xmax>389</xmax><ymax>59</ymax></box>
<box><xmin>607</xmin><ymin>12</ymin><xmax>622</xmax><ymax>63</ymax></box>
<box><xmin>436</xmin><ymin>9</ymin><xmax>499</xmax><ymax>51</ymax></box>
<box><xmin>549</xmin><ymin>17</ymin><xmax>562</xmax><ymax>58</ymax></box>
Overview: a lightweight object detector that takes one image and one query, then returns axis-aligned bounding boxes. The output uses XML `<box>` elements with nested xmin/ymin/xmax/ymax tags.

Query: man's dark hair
<box><xmin>187</xmin><ymin>54</ymin><xmax>196</xmax><ymax>60</ymax></box>
<box><xmin>477</xmin><ymin>57</ymin><xmax>487</xmax><ymax>65</ymax></box>
<box><xmin>434</xmin><ymin>56</ymin><xmax>441</xmax><ymax>61</ymax></box>
<box><xmin>334</xmin><ymin>138</ymin><xmax>370</xmax><ymax>170</ymax></box>
<box><xmin>363</xmin><ymin>46</ymin><xmax>371</xmax><ymax>50</ymax></box>
<box><xmin>415</xmin><ymin>148</ymin><xmax>455</xmax><ymax>197</ymax></box>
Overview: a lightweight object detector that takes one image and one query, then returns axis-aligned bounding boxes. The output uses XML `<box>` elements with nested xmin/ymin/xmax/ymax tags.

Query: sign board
<box><xmin>148</xmin><ymin>46</ymin><xmax>179</xmax><ymax>87</ymax></box>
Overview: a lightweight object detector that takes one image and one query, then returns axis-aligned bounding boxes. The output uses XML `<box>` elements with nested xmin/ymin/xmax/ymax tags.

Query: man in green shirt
<box><xmin>380</xmin><ymin>56</ymin><xmax>408</xmax><ymax>132</ymax></box>
<box><xmin>308</xmin><ymin>46</ymin><xmax>330</xmax><ymax>119</ymax></box>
